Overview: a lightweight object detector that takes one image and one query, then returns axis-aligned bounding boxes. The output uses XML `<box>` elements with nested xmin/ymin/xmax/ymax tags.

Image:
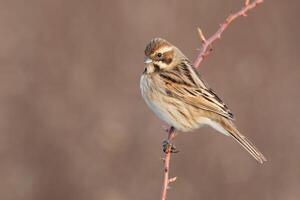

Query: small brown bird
<box><xmin>140</xmin><ymin>38</ymin><xmax>266</xmax><ymax>163</ymax></box>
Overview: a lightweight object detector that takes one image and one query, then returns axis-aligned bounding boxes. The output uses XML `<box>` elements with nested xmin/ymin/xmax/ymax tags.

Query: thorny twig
<box><xmin>193</xmin><ymin>0</ymin><xmax>263</xmax><ymax>69</ymax></box>
<box><xmin>161</xmin><ymin>127</ymin><xmax>176</xmax><ymax>200</ymax></box>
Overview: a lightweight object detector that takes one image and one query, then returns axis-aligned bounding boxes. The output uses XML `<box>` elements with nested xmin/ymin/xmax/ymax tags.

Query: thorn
<box><xmin>245</xmin><ymin>0</ymin><xmax>250</xmax><ymax>6</ymax></box>
<box><xmin>255</xmin><ymin>0</ymin><xmax>263</xmax><ymax>5</ymax></box>
<box><xmin>256</xmin><ymin>0</ymin><xmax>263</xmax><ymax>5</ymax></box>
<box><xmin>197</xmin><ymin>27</ymin><xmax>201</xmax><ymax>33</ymax></box>
<box><xmin>241</xmin><ymin>12</ymin><xmax>248</xmax><ymax>17</ymax></box>
<box><xmin>169</xmin><ymin>177</ymin><xmax>177</xmax><ymax>183</ymax></box>
<box><xmin>197</xmin><ymin>27</ymin><xmax>206</xmax><ymax>43</ymax></box>
<box><xmin>226</xmin><ymin>13</ymin><xmax>234</xmax><ymax>23</ymax></box>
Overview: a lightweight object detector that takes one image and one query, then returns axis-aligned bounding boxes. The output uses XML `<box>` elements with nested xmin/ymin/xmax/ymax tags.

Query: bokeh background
<box><xmin>0</xmin><ymin>0</ymin><xmax>299</xmax><ymax>199</ymax></box>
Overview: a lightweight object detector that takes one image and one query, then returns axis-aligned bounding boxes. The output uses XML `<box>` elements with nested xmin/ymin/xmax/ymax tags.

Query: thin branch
<box><xmin>160</xmin><ymin>0</ymin><xmax>263</xmax><ymax>199</ymax></box>
<box><xmin>193</xmin><ymin>0</ymin><xmax>263</xmax><ymax>68</ymax></box>
<box><xmin>197</xmin><ymin>27</ymin><xmax>207</xmax><ymax>42</ymax></box>
<box><xmin>197</xmin><ymin>28</ymin><xmax>213</xmax><ymax>60</ymax></box>
<box><xmin>161</xmin><ymin>127</ymin><xmax>176</xmax><ymax>200</ymax></box>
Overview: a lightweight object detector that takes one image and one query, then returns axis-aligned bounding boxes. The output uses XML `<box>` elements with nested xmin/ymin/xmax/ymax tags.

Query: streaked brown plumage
<box><xmin>140</xmin><ymin>38</ymin><xmax>266</xmax><ymax>163</ymax></box>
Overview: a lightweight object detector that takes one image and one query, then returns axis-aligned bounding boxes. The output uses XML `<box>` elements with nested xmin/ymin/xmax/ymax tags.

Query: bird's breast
<box><xmin>140</xmin><ymin>74</ymin><xmax>196</xmax><ymax>131</ymax></box>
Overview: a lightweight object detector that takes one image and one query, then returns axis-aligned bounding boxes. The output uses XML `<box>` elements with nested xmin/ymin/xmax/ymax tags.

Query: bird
<box><xmin>140</xmin><ymin>38</ymin><xmax>266</xmax><ymax>163</ymax></box>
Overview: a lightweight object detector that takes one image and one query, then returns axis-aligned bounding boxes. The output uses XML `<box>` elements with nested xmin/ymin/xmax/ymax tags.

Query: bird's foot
<box><xmin>162</xmin><ymin>140</ymin><xmax>179</xmax><ymax>153</ymax></box>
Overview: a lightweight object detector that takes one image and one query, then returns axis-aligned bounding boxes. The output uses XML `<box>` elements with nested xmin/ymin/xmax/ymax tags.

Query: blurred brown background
<box><xmin>0</xmin><ymin>0</ymin><xmax>299</xmax><ymax>199</ymax></box>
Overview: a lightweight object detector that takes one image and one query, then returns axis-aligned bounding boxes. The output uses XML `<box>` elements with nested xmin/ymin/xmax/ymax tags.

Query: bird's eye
<box><xmin>157</xmin><ymin>53</ymin><xmax>162</xmax><ymax>58</ymax></box>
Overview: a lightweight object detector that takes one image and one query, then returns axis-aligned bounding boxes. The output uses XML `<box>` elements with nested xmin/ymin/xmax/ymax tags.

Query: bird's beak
<box><xmin>144</xmin><ymin>57</ymin><xmax>153</xmax><ymax>64</ymax></box>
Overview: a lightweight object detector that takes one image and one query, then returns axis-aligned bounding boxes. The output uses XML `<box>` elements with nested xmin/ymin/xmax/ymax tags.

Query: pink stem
<box><xmin>193</xmin><ymin>0</ymin><xmax>263</xmax><ymax>69</ymax></box>
<box><xmin>161</xmin><ymin>127</ymin><xmax>176</xmax><ymax>200</ymax></box>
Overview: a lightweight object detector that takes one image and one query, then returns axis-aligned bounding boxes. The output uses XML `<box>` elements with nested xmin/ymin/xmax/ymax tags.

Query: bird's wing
<box><xmin>158</xmin><ymin>61</ymin><xmax>234</xmax><ymax>120</ymax></box>
<box><xmin>164</xmin><ymin>80</ymin><xmax>234</xmax><ymax>120</ymax></box>
<box><xmin>189</xmin><ymin>86</ymin><xmax>234</xmax><ymax>120</ymax></box>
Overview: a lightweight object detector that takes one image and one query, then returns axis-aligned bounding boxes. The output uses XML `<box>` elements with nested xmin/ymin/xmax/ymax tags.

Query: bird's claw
<box><xmin>162</xmin><ymin>140</ymin><xmax>179</xmax><ymax>153</ymax></box>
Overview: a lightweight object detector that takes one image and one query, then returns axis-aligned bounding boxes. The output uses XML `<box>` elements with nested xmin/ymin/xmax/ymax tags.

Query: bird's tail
<box><xmin>220</xmin><ymin>119</ymin><xmax>267</xmax><ymax>164</ymax></box>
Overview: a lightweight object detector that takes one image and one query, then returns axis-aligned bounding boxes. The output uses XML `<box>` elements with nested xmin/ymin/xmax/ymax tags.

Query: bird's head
<box><xmin>144</xmin><ymin>38</ymin><xmax>184</xmax><ymax>73</ymax></box>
